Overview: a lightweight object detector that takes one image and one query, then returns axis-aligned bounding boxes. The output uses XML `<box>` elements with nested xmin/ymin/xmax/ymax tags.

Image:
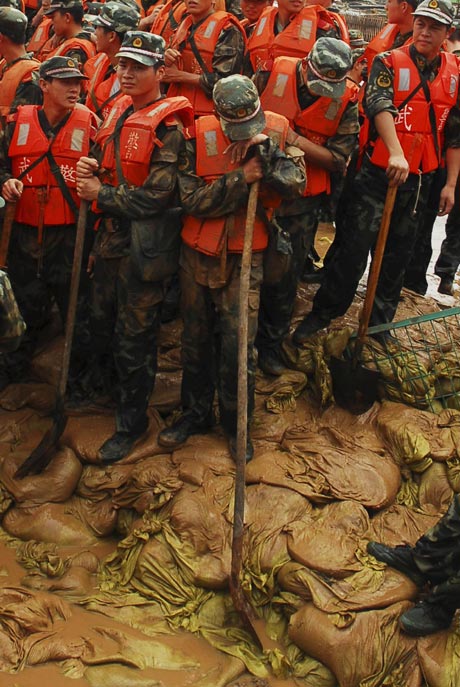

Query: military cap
<box><xmin>39</xmin><ymin>55</ymin><xmax>89</xmax><ymax>79</ymax></box>
<box><xmin>92</xmin><ymin>2</ymin><xmax>140</xmax><ymax>33</ymax></box>
<box><xmin>44</xmin><ymin>0</ymin><xmax>83</xmax><ymax>15</ymax></box>
<box><xmin>0</xmin><ymin>7</ymin><xmax>27</xmax><ymax>42</ymax></box>
<box><xmin>348</xmin><ymin>29</ymin><xmax>367</xmax><ymax>49</ymax></box>
<box><xmin>213</xmin><ymin>75</ymin><xmax>265</xmax><ymax>141</ymax></box>
<box><xmin>116</xmin><ymin>30</ymin><xmax>165</xmax><ymax>66</ymax></box>
<box><xmin>412</xmin><ymin>0</ymin><xmax>454</xmax><ymax>25</ymax></box>
<box><xmin>115</xmin><ymin>0</ymin><xmax>141</xmax><ymax>11</ymax></box>
<box><xmin>305</xmin><ymin>37</ymin><xmax>353</xmax><ymax>98</ymax></box>
<box><xmin>0</xmin><ymin>0</ymin><xmax>24</xmax><ymax>11</ymax></box>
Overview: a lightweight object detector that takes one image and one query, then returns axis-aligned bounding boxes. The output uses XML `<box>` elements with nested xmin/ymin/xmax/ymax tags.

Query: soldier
<box><xmin>368</xmin><ymin>494</ymin><xmax>460</xmax><ymax>635</ymax></box>
<box><xmin>240</xmin><ymin>0</ymin><xmax>271</xmax><ymax>39</ymax></box>
<box><xmin>363</xmin><ymin>0</ymin><xmax>416</xmax><ymax>71</ymax></box>
<box><xmin>38</xmin><ymin>0</ymin><xmax>96</xmax><ymax>66</ymax></box>
<box><xmin>434</xmin><ymin>180</ymin><xmax>460</xmax><ymax>295</ymax></box>
<box><xmin>0</xmin><ymin>7</ymin><xmax>42</xmax><ymax>125</ymax></box>
<box><xmin>245</xmin><ymin>0</ymin><xmax>349</xmax><ymax>93</ymax></box>
<box><xmin>28</xmin><ymin>0</ymin><xmax>54</xmax><ymax>58</ymax></box>
<box><xmin>255</xmin><ymin>38</ymin><xmax>359</xmax><ymax>375</ymax></box>
<box><xmin>293</xmin><ymin>0</ymin><xmax>460</xmax><ymax>344</ymax></box>
<box><xmin>84</xmin><ymin>2</ymin><xmax>140</xmax><ymax>119</ymax></box>
<box><xmin>0</xmin><ymin>56</ymin><xmax>98</xmax><ymax>389</ymax></box>
<box><xmin>157</xmin><ymin>75</ymin><xmax>305</xmax><ymax>461</ymax></box>
<box><xmin>162</xmin><ymin>0</ymin><xmax>246</xmax><ymax>117</ymax></box>
<box><xmin>75</xmin><ymin>31</ymin><xmax>194</xmax><ymax>464</ymax></box>
<box><xmin>0</xmin><ymin>269</ymin><xmax>26</xmax><ymax>352</ymax></box>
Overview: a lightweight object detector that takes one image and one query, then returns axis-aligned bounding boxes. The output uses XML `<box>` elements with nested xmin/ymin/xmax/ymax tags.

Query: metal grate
<box><xmin>354</xmin><ymin>307</ymin><xmax>460</xmax><ymax>413</ymax></box>
<box><xmin>342</xmin><ymin>10</ymin><xmax>387</xmax><ymax>42</ymax></box>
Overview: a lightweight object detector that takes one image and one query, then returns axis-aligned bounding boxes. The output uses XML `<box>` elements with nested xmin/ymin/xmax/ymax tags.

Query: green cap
<box><xmin>305</xmin><ymin>37</ymin><xmax>353</xmax><ymax>98</ymax></box>
<box><xmin>348</xmin><ymin>29</ymin><xmax>367</xmax><ymax>49</ymax></box>
<box><xmin>92</xmin><ymin>2</ymin><xmax>140</xmax><ymax>33</ymax></box>
<box><xmin>116</xmin><ymin>30</ymin><xmax>165</xmax><ymax>65</ymax></box>
<box><xmin>39</xmin><ymin>55</ymin><xmax>88</xmax><ymax>79</ymax></box>
<box><xmin>213</xmin><ymin>75</ymin><xmax>265</xmax><ymax>142</ymax></box>
<box><xmin>0</xmin><ymin>6</ymin><xmax>27</xmax><ymax>42</ymax></box>
<box><xmin>44</xmin><ymin>0</ymin><xmax>83</xmax><ymax>15</ymax></box>
<box><xmin>412</xmin><ymin>0</ymin><xmax>454</xmax><ymax>25</ymax></box>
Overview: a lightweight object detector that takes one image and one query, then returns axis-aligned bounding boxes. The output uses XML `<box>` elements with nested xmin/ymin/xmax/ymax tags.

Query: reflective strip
<box><xmin>70</xmin><ymin>127</ymin><xmax>85</xmax><ymax>152</ymax></box>
<box><xmin>325</xmin><ymin>100</ymin><xmax>341</xmax><ymax>121</ymax></box>
<box><xmin>203</xmin><ymin>20</ymin><xmax>217</xmax><ymax>39</ymax></box>
<box><xmin>147</xmin><ymin>101</ymin><xmax>169</xmax><ymax>117</ymax></box>
<box><xmin>17</xmin><ymin>122</ymin><xmax>30</xmax><ymax>146</ymax></box>
<box><xmin>109</xmin><ymin>77</ymin><xmax>119</xmax><ymax>97</ymax></box>
<box><xmin>256</xmin><ymin>16</ymin><xmax>267</xmax><ymax>36</ymax></box>
<box><xmin>450</xmin><ymin>75</ymin><xmax>458</xmax><ymax>97</ymax></box>
<box><xmin>398</xmin><ymin>67</ymin><xmax>410</xmax><ymax>91</ymax></box>
<box><xmin>204</xmin><ymin>129</ymin><xmax>218</xmax><ymax>156</ymax></box>
<box><xmin>380</xmin><ymin>24</ymin><xmax>394</xmax><ymax>39</ymax></box>
<box><xmin>299</xmin><ymin>19</ymin><xmax>312</xmax><ymax>40</ymax></box>
<box><xmin>272</xmin><ymin>73</ymin><xmax>288</xmax><ymax>98</ymax></box>
<box><xmin>35</xmin><ymin>26</ymin><xmax>43</xmax><ymax>40</ymax></box>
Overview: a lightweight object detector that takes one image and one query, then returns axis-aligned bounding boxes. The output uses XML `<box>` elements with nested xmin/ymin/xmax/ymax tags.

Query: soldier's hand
<box><xmin>2</xmin><ymin>179</ymin><xmax>23</xmax><ymax>202</ymax></box>
<box><xmin>77</xmin><ymin>156</ymin><xmax>99</xmax><ymax>180</ymax></box>
<box><xmin>77</xmin><ymin>176</ymin><xmax>101</xmax><ymax>201</ymax></box>
<box><xmin>165</xmin><ymin>48</ymin><xmax>181</xmax><ymax>67</ymax></box>
<box><xmin>242</xmin><ymin>157</ymin><xmax>263</xmax><ymax>184</ymax></box>
<box><xmin>225</xmin><ymin>134</ymin><xmax>268</xmax><ymax>164</ymax></box>
<box><xmin>438</xmin><ymin>185</ymin><xmax>456</xmax><ymax>216</ymax></box>
<box><xmin>386</xmin><ymin>154</ymin><xmax>409</xmax><ymax>186</ymax></box>
<box><xmin>87</xmin><ymin>254</ymin><xmax>96</xmax><ymax>278</ymax></box>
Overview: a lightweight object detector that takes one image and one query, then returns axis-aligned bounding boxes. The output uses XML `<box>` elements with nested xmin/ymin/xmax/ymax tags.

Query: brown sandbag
<box><xmin>3</xmin><ymin>502</ymin><xmax>99</xmax><ymax>546</ymax></box>
<box><xmin>0</xmin><ymin>446</ymin><xmax>82</xmax><ymax>505</ymax></box>
<box><xmin>0</xmin><ymin>382</ymin><xmax>56</xmax><ymax>412</ymax></box>
<box><xmin>287</xmin><ymin>501</ymin><xmax>370</xmax><ymax>578</ymax></box>
<box><xmin>369</xmin><ymin>503</ymin><xmax>440</xmax><ymax>547</ymax></box>
<box><xmin>417</xmin><ymin>621</ymin><xmax>460</xmax><ymax>687</ymax></box>
<box><xmin>418</xmin><ymin>462</ymin><xmax>453</xmax><ymax>512</ymax></box>
<box><xmin>30</xmin><ymin>335</ymin><xmax>63</xmax><ymax>387</ymax></box>
<box><xmin>252</xmin><ymin>394</ymin><xmax>316</xmax><ymax>443</ymax></box>
<box><xmin>171</xmin><ymin>433</ymin><xmax>235</xmax><ymax>486</ymax></box>
<box><xmin>148</xmin><ymin>370</ymin><xmax>181</xmax><ymax>413</ymax></box>
<box><xmin>288</xmin><ymin>601</ymin><xmax>422</xmax><ymax>687</ymax></box>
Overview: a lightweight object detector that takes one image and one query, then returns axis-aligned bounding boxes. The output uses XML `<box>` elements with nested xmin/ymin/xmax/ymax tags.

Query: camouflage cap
<box><xmin>115</xmin><ymin>0</ymin><xmax>142</xmax><ymax>10</ymax></box>
<box><xmin>44</xmin><ymin>0</ymin><xmax>83</xmax><ymax>15</ymax></box>
<box><xmin>92</xmin><ymin>2</ymin><xmax>140</xmax><ymax>33</ymax></box>
<box><xmin>412</xmin><ymin>0</ymin><xmax>454</xmax><ymax>25</ymax></box>
<box><xmin>0</xmin><ymin>6</ymin><xmax>27</xmax><ymax>42</ymax></box>
<box><xmin>348</xmin><ymin>29</ymin><xmax>367</xmax><ymax>48</ymax></box>
<box><xmin>0</xmin><ymin>0</ymin><xmax>24</xmax><ymax>11</ymax></box>
<box><xmin>305</xmin><ymin>37</ymin><xmax>353</xmax><ymax>98</ymax></box>
<box><xmin>213</xmin><ymin>75</ymin><xmax>265</xmax><ymax>141</ymax></box>
<box><xmin>116</xmin><ymin>30</ymin><xmax>165</xmax><ymax>65</ymax></box>
<box><xmin>39</xmin><ymin>55</ymin><xmax>89</xmax><ymax>79</ymax></box>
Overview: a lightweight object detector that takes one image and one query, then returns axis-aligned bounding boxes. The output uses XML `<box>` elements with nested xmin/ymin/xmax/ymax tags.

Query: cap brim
<box><xmin>42</xmin><ymin>69</ymin><xmax>88</xmax><ymax>79</ymax></box>
<box><xmin>412</xmin><ymin>8</ymin><xmax>453</xmax><ymax>25</ymax></box>
<box><xmin>220</xmin><ymin>109</ymin><xmax>266</xmax><ymax>142</ymax></box>
<box><xmin>306</xmin><ymin>64</ymin><xmax>346</xmax><ymax>98</ymax></box>
<box><xmin>115</xmin><ymin>48</ymin><xmax>158</xmax><ymax>66</ymax></box>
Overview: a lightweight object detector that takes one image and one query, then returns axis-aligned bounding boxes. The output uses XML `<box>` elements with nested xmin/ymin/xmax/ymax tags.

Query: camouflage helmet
<box><xmin>412</xmin><ymin>0</ymin><xmax>454</xmax><ymax>25</ymax></box>
<box><xmin>0</xmin><ymin>6</ymin><xmax>27</xmax><ymax>42</ymax></box>
<box><xmin>40</xmin><ymin>55</ymin><xmax>88</xmax><ymax>79</ymax></box>
<box><xmin>0</xmin><ymin>0</ymin><xmax>23</xmax><ymax>11</ymax></box>
<box><xmin>213</xmin><ymin>75</ymin><xmax>265</xmax><ymax>141</ymax></box>
<box><xmin>92</xmin><ymin>1</ymin><xmax>140</xmax><ymax>33</ymax></box>
<box><xmin>116</xmin><ymin>30</ymin><xmax>165</xmax><ymax>66</ymax></box>
<box><xmin>44</xmin><ymin>0</ymin><xmax>83</xmax><ymax>15</ymax></box>
<box><xmin>305</xmin><ymin>37</ymin><xmax>353</xmax><ymax>98</ymax></box>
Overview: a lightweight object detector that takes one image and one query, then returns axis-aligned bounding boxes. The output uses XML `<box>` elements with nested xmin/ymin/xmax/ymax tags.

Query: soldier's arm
<box><xmin>199</xmin><ymin>25</ymin><xmax>246</xmax><ymax>98</ymax></box>
<box><xmin>439</xmin><ymin>106</ymin><xmax>460</xmax><ymax>215</ymax></box>
<box><xmin>96</xmin><ymin>126</ymin><xmax>185</xmax><ymax>218</ymax></box>
<box><xmin>254</xmin><ymin>137</ymin><xmax>306</xmax><ymax>198</ymax></box>
<box><xmin>324</xmin><ymin>100</ymin><xmax>360</xmax><ymax>174</ymax></box>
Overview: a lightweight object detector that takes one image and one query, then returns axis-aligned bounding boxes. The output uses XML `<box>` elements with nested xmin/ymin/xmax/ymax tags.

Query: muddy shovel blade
<box><xmin>329</xmin><ymin>355</ymin><xmax>380</xmax><ymax>414</ymax></box>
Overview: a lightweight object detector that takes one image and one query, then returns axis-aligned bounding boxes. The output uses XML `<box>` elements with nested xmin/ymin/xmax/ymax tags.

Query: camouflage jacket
<box><xmin>0</xmin><ymin>269</ymin><xmax>26</xmax><ymax>352</ymax></box>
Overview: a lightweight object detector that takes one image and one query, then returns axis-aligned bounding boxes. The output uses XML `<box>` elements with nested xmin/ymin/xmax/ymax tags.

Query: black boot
<box><xmin>367</xmin><ymin>542</ymin><xmax>426</xmax><ymax>586</ymax></box>
<box><xmin>257</xmin><ymin>347</ymin><xmax>286</xmax><ymax>376</ymax></box>
<box><xmin>292</xmin><ymin>313</ymin><xmax>330</xmax><ymax>347</ymax></box>
<box><xmin>228</xmin><ymin>435</ymin><xmax>254</xmax><ymax>463</ymax></box>
<box><xmin>99</xmin><ymin>426</ymin><xmax>147</xmax><ymax>464</ymax></box>
<box><xmin>399</xmin><ymin>597</ymin><xmax>455</xmax><ymax>636</ymax></box>
<box><xmin>158</xmin><ymin>413</ymin><xmax>213</xmax><ymax>449</ymax></box>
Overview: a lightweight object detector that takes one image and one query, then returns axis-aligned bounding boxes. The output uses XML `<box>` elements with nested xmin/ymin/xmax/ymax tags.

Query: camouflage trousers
<box><xmin>311</xmin><ymin>159</ymin><xmax>433</xmax><ymax>327</ymax></box>
<box><xmin>0</xmin><ymin>223</ymin><xmax>91</xmax><ymax>383</ymax></box>
<box><xmin>87</xmin><ymin>254</ymin><xmax>163</xmax><ymax>434</ymax></box>
<box><xmin>413</xmin><ymin>494</ymin><xmax>460</xmax><ymax>610</ymax></box>
<box><xmin>434</xmin><ymin>180</ymin><xmax>460</xmax><ymax>281</ymax></box>
<box><xmin>179</xmin><ymin>246</ymin><xmax>263</xmax><ymax>436</ymax></box>
<box><xmin>256</xmin><ymin>196</ymin><xmax>322</xmax><ymax>353</ymax></box>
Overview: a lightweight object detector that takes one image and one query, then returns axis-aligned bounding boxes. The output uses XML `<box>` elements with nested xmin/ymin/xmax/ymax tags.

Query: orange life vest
<box><xmin>247</xmin><ymin>5</ymin><xmax>344</xmax><ymax>72</ymax></box>
<box><xmin>98</xmin><ymin>96</ymin><xmax>194</xmax><ymax>188</ymax></box>
<box><xmin>24</xmin><ymin>0</ymin><xmax>38</xmax><ymax>10</ymax></box>
<box><xmin>84</xmin><ymin>53</ymin><xmax>122</xmax><ymax>119</ymax></box>
<box><xmin>260</xmin><ymin>55</ymin><xmax>355</xmax><ymax>196</ymax></box>
<box><xmin>167</xmin><ymin>11</ymin><xmax>246</xmax><ymax>116</ymax></box>
<box><xmin>27</xmin><ymin>17</ymin><xmax>53</xmax><ymax>58</ymax></box>
<box><xmin>151</xmin><ymin>0</ymin><xmax>187</xmax><ymax>44</ymax></box>
<box><xmin>181</xmin><ymin>112</ymin><xmax>289</xmax><ymax>256</ymax></box>
<box><xmin>367</xmin><ymin>47</ymin><xmax>459</xmax><ymax>174</ymax></box>
<box><xmin>38</xmin><ymin>34</ymin><xmax>96</xmax><ymax>64</ymax></box>
<box><xmin>0</xmin><ymin>57</ymin><xmax>40</xmax><ymax>118</ymax></box>
<box><xmin>9</xmin><ymin>104</ymin><xmax>96</xmax><ymax>226</ymax></box>
<box><xmin>364</xmin><ymin>23</ymin><xmax>412</xmax><ymax>70</ymax></box>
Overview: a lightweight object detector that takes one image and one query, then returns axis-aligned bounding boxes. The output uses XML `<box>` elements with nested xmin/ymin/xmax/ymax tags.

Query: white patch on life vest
<box><xmin>450</xmin><ymin>75</ymin><xmax>458</xmax><ymax>97</ymax></box>
<box><xmin>109</xmin><ymin>77</ymin><xmax>119</xmax><ymax>97</ymax></box>
<box><xmin>299</xmin><ymin>19</ymin><xmax>312</xmax><ymax>40</ymax></box>
<box><xmin>325</xmin><ymin>100</ymin><xmax>340</xmax><ymax>120</ymax></box>
<box><xmin>204</xmin><ymin>20</ymin><xmax>217</xmax><ymax>38</ymax></box>
<box><xmin>148</xmin><ymin>101</ymin><xmax>168</xmax><ymax>117</ymax></box>
<box><xmin>35</xmin><ymin>27</ymin><xmax>43</xmax><ymax>41</ymax></box>
<box><xmin>273</xmin><ymin>73</ymin><xmax>289</xmax><ymax>98</ymax></box>
<box><xmin>380</xmin><ymin>24</ymin><xmax>394</xmax><ymax>39</ymax></box>
<box><xmin>397</xmin><ymin>67</ymin><xmax>410</xmax><ymax>91</ymax></box>
<box><xmin>70</xmin><ymin>128</ymin><xmax>85</xmax><ymax>152</ymax></box>
<box><xmin>204</xmin><ymin>130</ymin><xmax>218</xmax><ymax>157</ymax></box>
<box><xmin>95</xmin><ymin>53</ymin><xmax>106</xmax><ymax>67</ymax></box>
<box><xmin>256</xmin><ymin>17</ymin><xmax>267</xmax><ymax>36</ymax></box>
<box><xmin>17</xmin><ymin>123</ymin><xmax>30</xmax><ymax>147</ymax></box>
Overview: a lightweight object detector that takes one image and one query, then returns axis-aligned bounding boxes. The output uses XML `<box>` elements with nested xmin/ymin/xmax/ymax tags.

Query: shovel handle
<box><xmin>358</xmin><ymin>183</ymin><xmax>398</xmax><ymax>343</ymax></box>
<box><xmin>0</xmin><ymin>202</ymin><xmax>17</xmax><ymax>270</ymax></box>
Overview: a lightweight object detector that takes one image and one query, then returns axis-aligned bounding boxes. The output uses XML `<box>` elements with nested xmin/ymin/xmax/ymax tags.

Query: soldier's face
<box><xmin>413</xmin><ymin>16</ymin><xmax>448</xmax><ymax>59</ymax></box>
<box><xmin>277</xmin><ymin>0</ymin><xmax>305</xmax><ymax>15</ymax></box>
<box><xmin>117</xmin><ymin>57</ymin><xmax>163</xmax><ymax>96</ymax></box>
<box><xmin>241</xmin><ymin>0</ymin><xmax>269</xmax><ymax>23</ymax></box>
<box><xmin>386</xmin><ymin>0</ymin><xmax>408</xmax><ymax>24</ymax></box>
<box><xmin>40</xmin><ymin>77</ymin><xmax>82</xmax><ymax>108</ymax></box>
<box><xmin>95</xmin><ymin>26</ymin><xmax>114</xmax><ymax>53</ymax></box>
<box><xmin>184</xmin><ymin>0</ymin><xmax>214</xmax><ymax>22</ymax></box>
<box><xmin>51</xmin><ymin>10</ymin><xmax>69</xmax><ymax>37</ymax></box>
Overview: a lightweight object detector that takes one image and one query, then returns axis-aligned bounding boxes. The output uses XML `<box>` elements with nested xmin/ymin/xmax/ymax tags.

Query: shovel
<box><xmin>15</xmin><ymin>201</ymin><xmax>88</xmax><ymax>478</ymax></box>
<box><xmin>329</xmin><ymin>183</ymin><xmax>398</xmax><ymax>414</ymax></box>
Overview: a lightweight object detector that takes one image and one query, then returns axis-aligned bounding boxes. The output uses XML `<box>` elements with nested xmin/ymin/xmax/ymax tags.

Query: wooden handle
<box><xmin>0</xmin><ymin>202</ymin><xmax>17</xmax><ymax>270</ymax></box>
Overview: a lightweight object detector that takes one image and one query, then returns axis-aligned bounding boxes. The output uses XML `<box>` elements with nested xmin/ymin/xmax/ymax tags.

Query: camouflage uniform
<box><xmin>434</xmin><ymin>179</ymin><xmax>460</xmax><ymax>284</ymax></box>
<box><xmin>295</xmin><ymin>42</ymin><xmax>460</xmax><ymax>334</ymax></box>
<box><xmin>0</xmin><ymin>269</ymin><xmax>26</xmax><ymax>352</ymax></box>
<box><xmin>172</xmin><ymin>77</ymin><xmax>305</xmax><ymax>440</ymax></box>
<box><xmin>256</xmin><ymin>41</ymin><xmax>359</xmax><ymax>360</ymax></box>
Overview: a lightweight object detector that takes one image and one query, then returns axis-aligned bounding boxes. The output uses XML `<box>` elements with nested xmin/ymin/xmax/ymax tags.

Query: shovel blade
<box><xmin>329</xmin><ymin>355</ymin><xmax>380</xmax><ymax>414</ymax></box>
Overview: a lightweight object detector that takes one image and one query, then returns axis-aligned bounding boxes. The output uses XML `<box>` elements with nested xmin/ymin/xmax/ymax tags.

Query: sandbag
<box><xmin>0</xmin><ymin>382</ymin><xmax>56</xmax><ymax>412</ymax></box>
<box><xmin>369</xmin><ymin>503</ymin><xmax>440</xmax><ymax>547</ymax></box>
<box><xmin>417</xmin><ymin>625</ymin><xmax>460</xmax><ymax>687</ymax></box>
<box><xmin>3</xmin><ymin>502</ymin><xmax>99</xmax><ymax>546</ymax></box>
